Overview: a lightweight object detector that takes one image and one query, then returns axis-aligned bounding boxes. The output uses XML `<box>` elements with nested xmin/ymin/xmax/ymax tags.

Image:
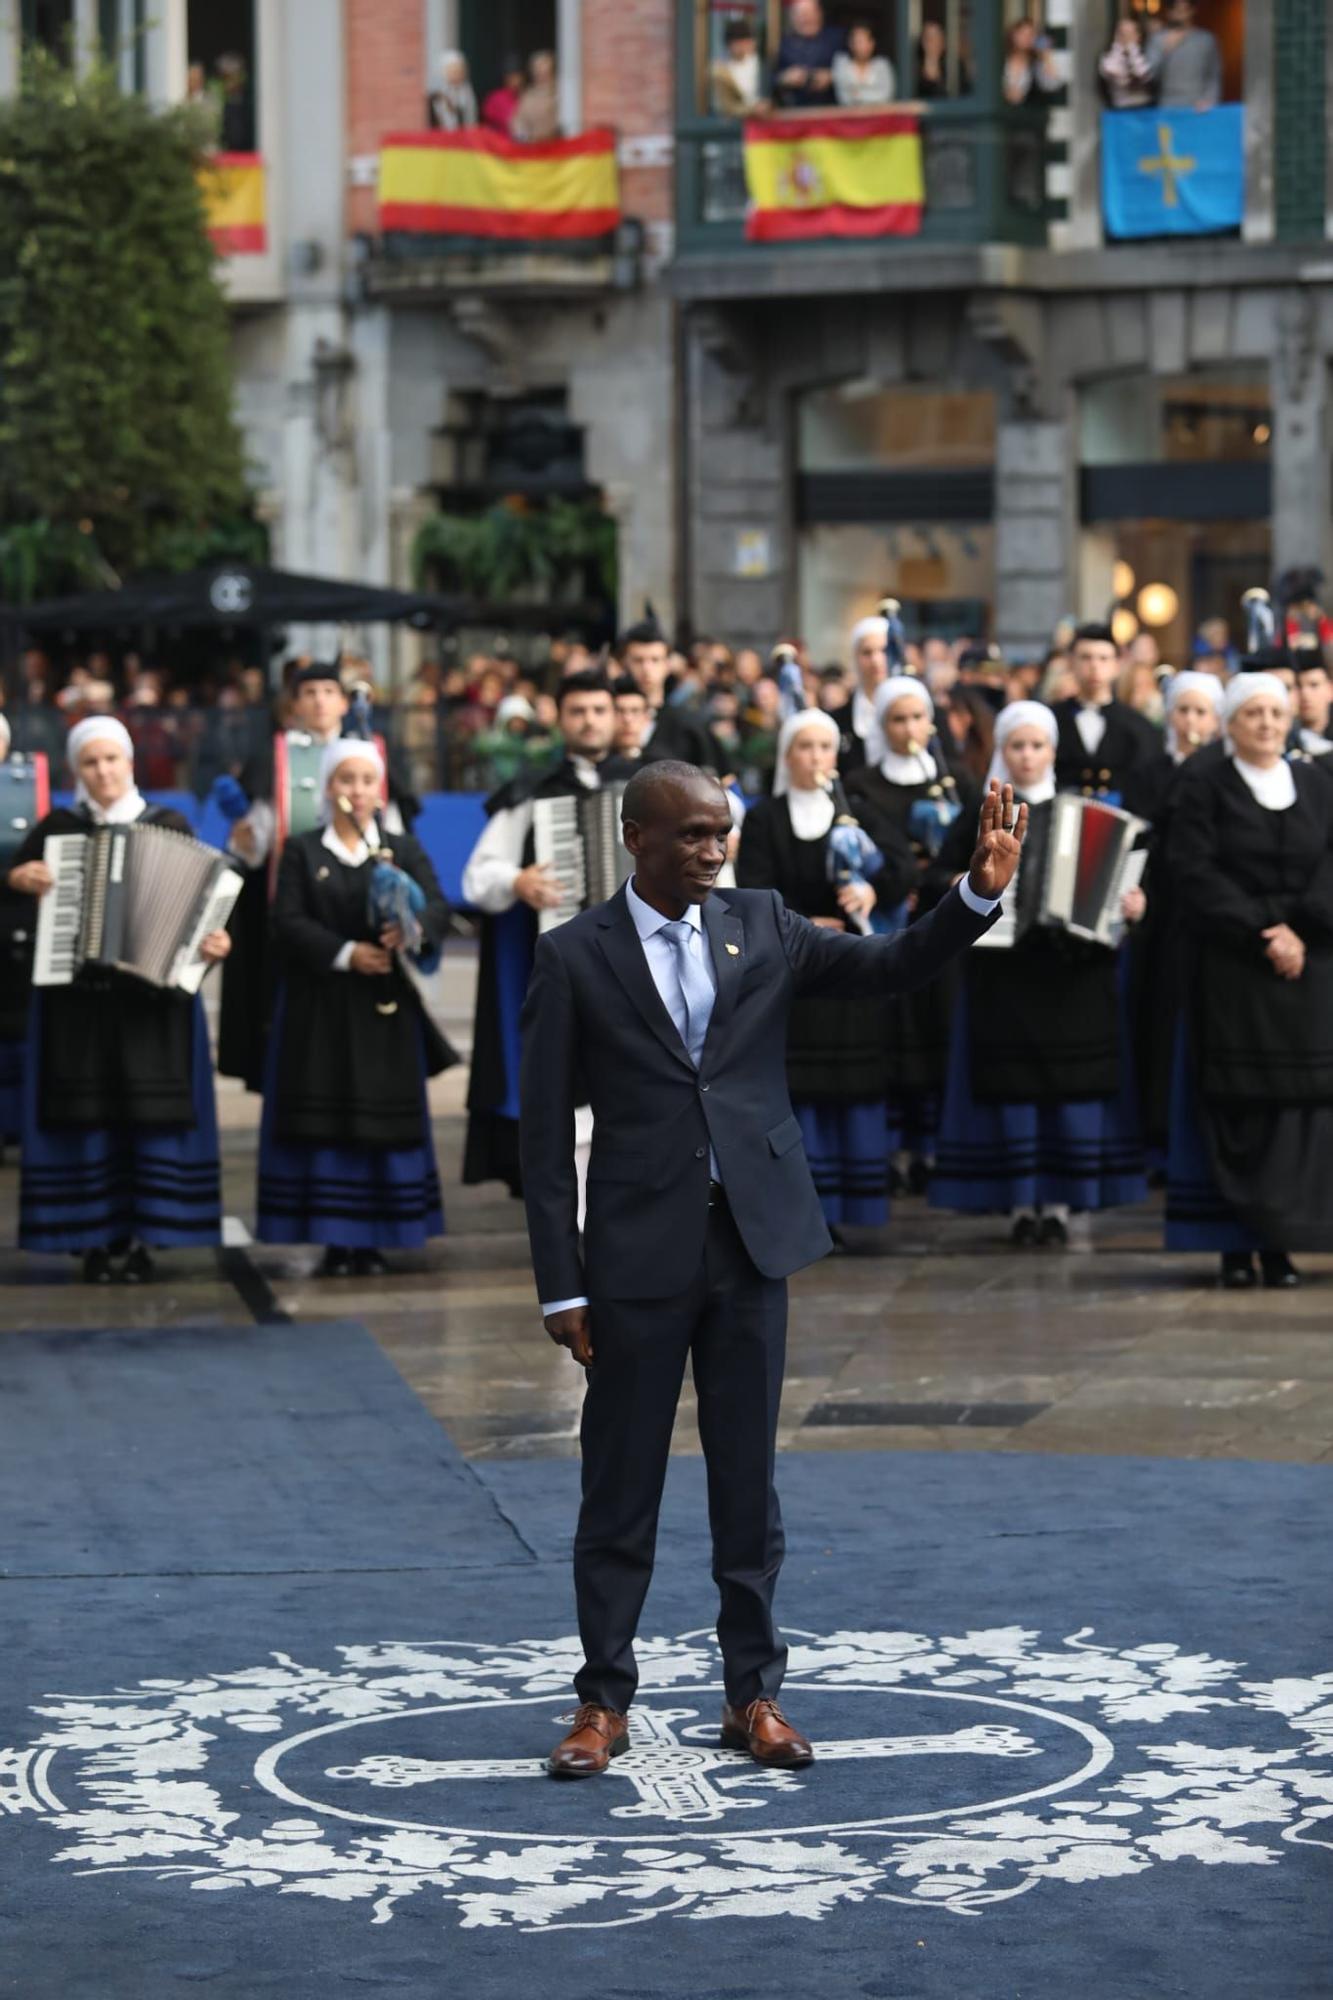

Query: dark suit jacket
<box><xmin>519</xmin><ymin>881</ymin><xmax>997</xmax><ymax>1302</ymax></box>
<box><xmin>1052</xmin><ymin>698</ymin><xmax>1161</xmax><ymax>799</ymax></box>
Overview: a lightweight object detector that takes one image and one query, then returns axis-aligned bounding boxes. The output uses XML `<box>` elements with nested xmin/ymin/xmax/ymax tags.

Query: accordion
<box><xmin>34</xmin><ymin>823</ymin><xmax>244</xmax><ymax>992</ymax></box>
<box><xmin>532</xmin><ymin>786</ymin><xmax>632</xmax><ymax>933</ymax></box>
<box><xmin>975</xmin><ymin>793</ymin><xmax>1146</xmax><ymax>952</ymax></box>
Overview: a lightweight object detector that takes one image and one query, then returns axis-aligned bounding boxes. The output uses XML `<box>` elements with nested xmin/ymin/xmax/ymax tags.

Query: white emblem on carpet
<box><xmin>5</xmin><ymin>1628</ymin><xmax>1330</xmax><ymax>1929</ymax></box>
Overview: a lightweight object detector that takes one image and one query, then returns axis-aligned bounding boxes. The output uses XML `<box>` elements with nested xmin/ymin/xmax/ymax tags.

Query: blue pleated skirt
<box><xmin>794</xmin><ymin>1097</ymin><xmax>890</xmax><ymax>1229</ymax></box>
<box><xmin>19</xmin><ymin>998</ymin><xmax>221</xmax><ymax>1251</ymax></box>
<box><xmin>1163</xmin><ymin>1019</ymin><xmax>1257</xmax><ymax>1253</ymax></box>
<box><xmin>0</xmin><ymin>1035</ymin><xmax>23</xmax><ymax>1142</ymax></box>
<box><xmin>929</xmin><ymin>987</ymin><xmax>1147</xmax><ymax>1215</ymax></box>
<box><xmin>255</xmin><ymin>991</ymin><xmax>444</xmax><ymax>1249</ymax></box>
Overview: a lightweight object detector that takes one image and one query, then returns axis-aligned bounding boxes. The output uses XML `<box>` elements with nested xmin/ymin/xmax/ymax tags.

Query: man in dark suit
<box><xmin>519</xmin><ymin>760</ymin><xmax>1026</xmax><ymax>1779</ymax></box>
<box><xmin>617</xmin><ymin>617</ymin><xmax>729</xmax><ymax>772</ymax></box>
<box><xmin>1052</xmin><ymin>623</ymin><xmax>1161</xmax><ymax>801</ymax></box>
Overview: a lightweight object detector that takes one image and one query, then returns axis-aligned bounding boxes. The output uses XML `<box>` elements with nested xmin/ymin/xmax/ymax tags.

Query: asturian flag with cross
<box><xmin>1101</xmin><ymin>105</ymin><xmax>1243</xmax><ymax>240</ymax></box>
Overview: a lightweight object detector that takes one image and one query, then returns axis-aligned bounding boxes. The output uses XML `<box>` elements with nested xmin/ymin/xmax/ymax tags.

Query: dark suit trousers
<box><xmin>574</xmin><ymin>1201</ymin><xmax>788</xmax><ymax>1713</ymax></box>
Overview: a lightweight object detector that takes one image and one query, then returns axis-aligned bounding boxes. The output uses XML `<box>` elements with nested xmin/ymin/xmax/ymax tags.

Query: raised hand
<box><xmin>967</xmin><ymin>780</ymin><xmax>1028</xmax><ymax>901</ymax></box>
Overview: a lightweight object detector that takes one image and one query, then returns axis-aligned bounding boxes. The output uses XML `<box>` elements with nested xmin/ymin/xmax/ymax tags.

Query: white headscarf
<box><xmin>67</xmin><ymin>715</ymin><xmax>146</xmax><ymax>823</ymax></box>
<box><xmin>986</xmin><ymin>699</ymin><xmax>1058</xmax><ymax>790</ymax></box>
<box><xmin>774</xmin><ymin>707</ymin><xmax>840</xmax><ymax>838</ymax></box>
<box><xmin>866</xmin><ymin>675</ymin><xmax>934</xmax><ymax>778</ymax></box>
<box><xmin>849</xmin><ymin>615</ymin><xmax>889</xmax><ymax>656</ymax></box>
<box><xmin>1164</xmin><ymin>670</ymin><xmax>1225</xmax><ymax>717</ymax></box>
<box><xmin>773</xmin><ymin>707</ymin><xmax>840</xmax><ymax>796</ymax></box>
<box><xmin>1223</xmin><ymin>672</ymin><xmax>1290</xmax><ymax>728</ymax></box>
<box><xmin>0</xmin><ymin>713</ymin><xmax>10</xmax><ymax>759</ymax></box>
<box><xmin>319</xmin><ymin>735</ymin><xmax>385</xmax><ymax>823</ymax></box>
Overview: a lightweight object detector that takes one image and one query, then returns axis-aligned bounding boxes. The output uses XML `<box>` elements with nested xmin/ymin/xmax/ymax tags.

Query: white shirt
<box><xmin>851</xmin><ymin>687</ymin><xmax>877</xmax><ymax>743</ymax></box>
<box><xmin>460</xmin><ymin>756</ymin><xmax>602</xmax><ymax>914</ymax></box>
<box><xmin>1074</xmin><ymin>705</ymin><xmax>1108</xmax><ymax>756</ymax></box>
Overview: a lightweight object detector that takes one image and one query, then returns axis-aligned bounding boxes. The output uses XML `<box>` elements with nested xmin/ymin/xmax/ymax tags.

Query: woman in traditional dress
<box><xmin>256</xmin><ymin>738</ymin><xmax>455</xmax><ymax>1275</ymax></box>
<box><xmin>928</xmin><ymin>700</ymin><xmax>1148</xmax><ymax>1245</ymax></box>
<box><xmin>3</xmin><ymin>717</ymin><xmax>231</xmax><ymax>1281</ymax></box>
<box><xmin>736</xmin><ymin>708</ymin><xmax>915</xmax><ymax>1233</ymax></box>
<box><xmin>1124</xmin><ymin>670</ymin><xmax>1224</xmax><ymax>1154</ymax></box>
<box><xmin>845</xmin><ymin>675</ymin><xmax>978</xmax><ymax>1192</ymax></box>
<box><xmin>1165</xmin><ymin>672</ymin><xmax>1333</xmax><ymax>1288</ymax></box>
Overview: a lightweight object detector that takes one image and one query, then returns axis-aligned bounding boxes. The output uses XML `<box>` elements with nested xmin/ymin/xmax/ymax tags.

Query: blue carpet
<box><xmin>2</xmin><ymin>1322</ymin><xmax>1329</xmax><ymax>1999</ymax></box>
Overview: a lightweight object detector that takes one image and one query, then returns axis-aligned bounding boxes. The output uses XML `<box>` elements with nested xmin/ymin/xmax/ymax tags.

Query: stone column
<box><xmin>683</xmin><ymin>307</ymin><xmax>791</xmax><ymax>648</ymax></box>
<box><xmin>992</xmin><ymin>415</ymin><xmax>1076</xmax><ymax>659</ymax></box>
<box><xmin>1270</xmin><ymin>292</ymin><xmax>1333</xmax><ymax>584</ymax></box>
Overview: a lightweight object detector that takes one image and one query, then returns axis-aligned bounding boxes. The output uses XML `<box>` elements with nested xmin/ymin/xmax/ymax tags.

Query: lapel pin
<box><xmin>316</xmin><ymin>865</ymin><xmax>330</xmax><ymax>881</ymax></box>
<box><xmin>725</xmin><ymin>941</ymin><xmax>740</xmax><ymax>956</ymax></box>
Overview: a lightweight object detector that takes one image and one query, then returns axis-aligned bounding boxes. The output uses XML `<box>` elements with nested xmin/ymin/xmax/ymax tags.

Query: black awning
<box><xmin>2</xmin><ymin>562</ymin><xmax>468</xmax><ymax>634</ymax></box>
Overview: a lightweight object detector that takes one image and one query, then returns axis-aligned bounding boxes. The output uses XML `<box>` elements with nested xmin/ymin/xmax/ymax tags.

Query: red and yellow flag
<box><xmin>743</xmin><ymin>113</ymin><xmax>923</xmax><ymax>241</ymax></box>
<box><xmin>378</xmin><ymin>128</ymin><xmax>620</xmax><ymax>240</ymax></box>
<box><xmin>199</xmin><ymin>151</ymin><xmax>267</xmax><ymax>255</ymax></box>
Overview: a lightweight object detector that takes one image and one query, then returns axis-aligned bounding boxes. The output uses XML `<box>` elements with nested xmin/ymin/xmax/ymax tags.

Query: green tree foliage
<box><xmin>412</xmin><ymin>496</ymin><xmax>617</xmax><ymax>602</ymax></box>
<box><xmin>0</xmin><ymin>51</ymin><xmax>250</xmax><ymax>598</ymax></box>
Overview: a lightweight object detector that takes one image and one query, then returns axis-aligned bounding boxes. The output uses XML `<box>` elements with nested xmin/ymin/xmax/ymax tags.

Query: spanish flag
<box><xmin>743</xmin><ymin>113</ymin><xmax>923</xmax><ymax>241</ymax></box>
<box><xmin>378</xmin><ymin>128</ymin><xmax>620</xmax><ymax>241</ymax></box>
<box><xmin>199</xmin><ymin>151</ymin><xmax>267</xmax><ymax>255</ymax></box>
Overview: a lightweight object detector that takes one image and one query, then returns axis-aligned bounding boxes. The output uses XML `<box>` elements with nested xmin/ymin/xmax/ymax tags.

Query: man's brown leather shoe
<box><xmin>720</xmin><ymin>1697</ymin><xmax>814</xmax><ymax>1768</ymax></box>
<box><xmin>547</xmin><ymin>1703</ymin><xmax>630</xmax><ymax>1778</ymax></box>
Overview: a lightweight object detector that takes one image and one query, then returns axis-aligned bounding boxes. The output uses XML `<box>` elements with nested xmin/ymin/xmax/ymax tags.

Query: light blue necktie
<box><xmin>663</xmin><ymin>917</ymin><xmax>714</xmax><ymax>1067</ymax></box>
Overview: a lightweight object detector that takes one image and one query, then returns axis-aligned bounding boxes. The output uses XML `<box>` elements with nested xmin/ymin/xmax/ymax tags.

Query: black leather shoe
<box><xmin>81</xmin><ymin>1248</ymin><xmax>114</xmax><ymax>1285</ymax></box>
<box><xmin>1220</xmin><ymin>1252</ymin><xmax>1257</xmax><ymax>1290</ymax></box>
<box><xmin>317</xmin><ymin>1245</ymin><xmax>352</xmax><ymax>1277</ymax></box>
<box><xmin>351</xmin><ymin>1248</ymin><xmax>389</xmax><ymax>1277</ymax></box>
<box><xmin>1038</xmin><ymin>1214</ymin><xmax>1069</xmax><ymax>1249</ymax></box>
<box><xmin>905</xmin><ymin>1158</ymin><xmax>930</xmax><ymax>1197</ymax></box>
<box><xmin>1260</xmin><ymin>1252</ymin><xmax>1300</xmax><ymax>1290</ymax></box>
<box><xmin>1009</xmin><ymin>1215</ymin><xmax>1038</xmax><ymax>1248</ymax></box>
<box><xmin>119</xmin><ymin>1244</ymin><xmax>156</xmax><ymax>1284</ymax></box>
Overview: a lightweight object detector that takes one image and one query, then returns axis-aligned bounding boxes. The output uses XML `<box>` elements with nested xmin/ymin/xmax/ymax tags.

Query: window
<box><xmin>20</xmin><ymin>0</ymin><xmax>75</xmax><ymax>57</ymax></box>
<box><xmin>459</xmin><ymin>0</ymin><xmax>557</xmax><ymax>125</ymax></box>
<box><xmin>187</xmin><ymin>0</ymin><xmax>256</xmax><ymax>152</ymax></box>
<box><xmin>1080</xmin><ymin>369</ymin><xmax>1270</xmax><ymax>467</ymax></box>
<box><xmin>907</xmin><ymin>0</ymin><xmax>975</xmax><ymax>100</ymax></box>
<box><xmin>801</xmin><ymin>385</ymin><xmax>995</xmax><ymax>471</ymax></box>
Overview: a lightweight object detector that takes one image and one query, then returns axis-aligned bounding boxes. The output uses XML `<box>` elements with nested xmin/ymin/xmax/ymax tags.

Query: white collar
<box><xmin>83</xmin><ymin>788</ymin><xmax>148</xmax><ymax>826</ymax></box>
<box><xmin>322</xmin><ymin>823</ymin><xmax>373</xmax><ymax>866</ymax></box>
<box><xmin>1018</xmin><ymin>775</ymin><xmax>1056</xmax><ymax>805</ymax></box>
<box><xmin>879</xmin><ymin>746</ymin><xmax>937</xmax><ymax>785</ymax></box>
<box><xmin>1232</xmin><ymin>755</ymin><xmax>1297</xmax><ymax>811</ymax></box>
<box><xmin>626</xmin><ymin>875</ymin><xmax>703</xmax><ymax>939</ymax></box>
<box><xmin>786</xmin><ymin>785</ymin><xmax>836</xmax><ymax>840</ymax></box>
<box><xmin>569</xmin><ymin>752</ymin><xmax>603</xmax><ymax>789</ymax></box>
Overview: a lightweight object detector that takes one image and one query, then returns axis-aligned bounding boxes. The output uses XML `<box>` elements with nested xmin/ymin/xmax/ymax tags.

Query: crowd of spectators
<box><xmin>427</xmin><ymin>48</ymin><xmax>562</xmax><ymax>140</ymax></box>
<box><xmin>1099</xmin><ymin>3</ymin><xmax>1222</xmax><ymax>113</ymax></box>
<box><xmin>709</xmin><ymin>1</ymin><xmax>977</xmax><ymax>117</ymax></box>
<box><xmin>6</xmin><ymin>603</ymin><xmax>1315</xmax><ymax>806</ymax></box>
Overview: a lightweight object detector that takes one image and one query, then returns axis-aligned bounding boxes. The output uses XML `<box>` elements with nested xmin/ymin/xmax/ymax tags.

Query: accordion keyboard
<box><xmin>33</xmin><ymin>834</ymin><xmax>89</xmax><ymax>986</ymax></box>
<box><xmin>533</xmin><ymin>796</ymin><xmax>587</xmax><ymax>935</ymax></box>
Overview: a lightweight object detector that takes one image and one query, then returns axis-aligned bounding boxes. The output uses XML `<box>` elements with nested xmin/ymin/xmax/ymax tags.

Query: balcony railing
<box><xmin>676</xmin><ymin>102</ymin><xmax>1049</xmax><ymax>256</ymax></box>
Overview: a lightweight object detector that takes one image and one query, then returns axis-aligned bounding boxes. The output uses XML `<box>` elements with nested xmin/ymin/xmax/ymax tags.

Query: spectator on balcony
<box><xmin>711</xmin><ymin>18</ymin><xmax>766</xmax><ymax>119</ymax></box>
<box><xmin>512</xmin><ymin>51</ymin><xmax>561</xmax><ymax>143</ymax></box>
<box><xmin>773</xmin><ymin>0</ymin><xmax>845</xmax><ymax>110</ymax></box>
<box><xmin>216</xmin><ymin>52</ymin><xmax>254</xmax><ymax>153</ymax></box>
<box><xmin>915</xmin><ymin>19</ymin><xmax>972</xmax><ymax>99</ymax></box>
<box><xmin>1098</xmin><ymin>15</ymin><xmax>1155</xmax><ymax>111</ymax></box>
<box><xmin>428</xmin><ymin>51</ymin><xmax>479</xmax><ymax>131</ymax></box>
<box><xmin>1146</xmin><ymin>1</ymin><xmax>1221</xmax><ymax>111</ymax></box>
<box><xmin>1002</xmin><ymin>19</ymin><xmax>1060</xmax><ymax>107</ymax></box>
<box><xmin>483</xmin><ymin>57</ymin><xmax>526</xmax><ymax>136</ymax></box>
<box><xmin>833</xmin><ymin>23</ymin><xmax>895</xmax><ymax>107</ymax></box>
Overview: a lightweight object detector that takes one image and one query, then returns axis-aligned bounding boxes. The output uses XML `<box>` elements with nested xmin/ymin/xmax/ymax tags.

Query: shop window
<box><xmin>800</xmin><ymin>385</ymin><xmax>996</xmax><ymax>471</ymax></box>
<box><xmin>800</xmin><ymin>521</ymin><xmax>993</xmax><ymax>661</ymax></box>
<box><xmin>1081</xmin><ymin>369</ymin><xmax>1269</xmax><ymax>467</ymax></box>
<box><xmin>187</xmin><ymin>0</ymin><xmax>256</xmax><ymax>151</ymax></box>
